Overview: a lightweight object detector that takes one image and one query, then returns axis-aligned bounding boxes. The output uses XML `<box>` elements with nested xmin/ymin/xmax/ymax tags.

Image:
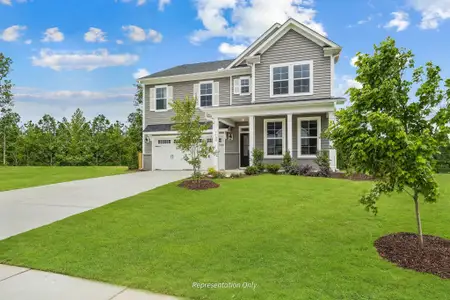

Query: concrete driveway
<box><xmin>0</xmin><ymin>171</ymin><xmax>190</xmax><ymax>240</ymax></box>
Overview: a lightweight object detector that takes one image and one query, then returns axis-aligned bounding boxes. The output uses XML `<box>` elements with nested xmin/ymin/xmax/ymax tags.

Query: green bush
<box><xmin>315</xmin><ymin>151</ymin><xmax>331</xmax><ymax>177</ymax></box>
<box><xmin>245</xmin><ymin>166</ymin><xmax>259</xmax><ymax>176</ymax></box>
<box><xmin>207</xmin><ymin>167</ymin><xmax>217</xmax><ymax>176</ymax></box>
<box><xmin>230</xmin><ymin>172</ymin><xmax>244</xmax><ymax>178</ymax></box>
<box><xmin>266</xmin><ymin>164</ymin><xmax>281</xmax><ymax>174</ymax></box>
<box><xmin>252</xmin><ymin>148</ymin><xmax>264</xmax><ymax>172</ymax></box>
<box><xmin>281</xmin><ymin>152</ymin><xmax>293</xmax><ymax>171</ymax></box>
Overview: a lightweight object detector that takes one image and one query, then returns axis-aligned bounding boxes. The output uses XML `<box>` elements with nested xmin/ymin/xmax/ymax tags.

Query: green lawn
<box><xmin>0</xmin><ymin>166</ymin><xmax>129</xmax><ymax>191</ymax></box>
<box><xmin>0</xmin><ymin>175</ymin><xmax>449</xmax><ymax>300</ymax></box>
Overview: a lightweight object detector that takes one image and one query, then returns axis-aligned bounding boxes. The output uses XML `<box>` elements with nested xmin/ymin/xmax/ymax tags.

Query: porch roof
<box><xmin>200</xmin><ymin>98</ymin><xmax>344</xmax><ymax>118</ymax></box>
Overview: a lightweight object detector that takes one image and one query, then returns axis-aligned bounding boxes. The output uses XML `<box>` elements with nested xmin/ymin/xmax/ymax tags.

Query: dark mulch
<box><xmin>374</xmin><ymin>232</ymin><xmax>450</xmax><ymax>279</ymax></box>
<box><xmin>178</xmin><ymin>179</ymin><xmax>220</xmax><ymax>190</ymax></box>
<box><xmin>330</xmin><ymin>172</ymin><xmax>374</xmax><ymax>181</ymax></box>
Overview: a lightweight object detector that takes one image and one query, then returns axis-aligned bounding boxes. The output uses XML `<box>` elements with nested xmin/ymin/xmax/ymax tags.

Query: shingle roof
<box><xmin>140</xmin><ymin>59</ymin><xmax>235</xmax><ymax>80</ymax></box>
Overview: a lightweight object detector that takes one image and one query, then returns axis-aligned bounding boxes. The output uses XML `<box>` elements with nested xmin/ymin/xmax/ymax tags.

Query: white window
<box><xmin>264</xmin><ymin>119</ymin><xmax>286</xmax><ymax>158</ymax></box>
<box><xmin>155</xmin><ymin>86</ymin><xmax>167</xmax><ymax>111</ymax></box>
<box><xmin>233</xmin><ymin>77</ymin><xmax>251</xmax><ymax>96</ymax></box>
<box><xmin>298</xmin><ymin>117</ymin><xmax>321</xmax><ymax>158</ymax></box>
<box><xmin>270</xmin><ymin>61</ymin><xmax>313</xmax><ymax>97</ymax></box>
<box><xmin>157</xmin><ymin>139</ymin><xmax>171</xmax><ymax>145</ymax></box>
<box><xmin>199</xmin><ymin>82</ymin><xmax>213</xmax><ymax>107</ymax></box>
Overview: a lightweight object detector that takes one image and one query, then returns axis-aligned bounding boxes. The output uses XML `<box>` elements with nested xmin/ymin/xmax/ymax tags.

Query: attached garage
<box><xmin>152</xmin><ymin>135</ymin><xmax>225</xmax><ymax>171</ymax></box>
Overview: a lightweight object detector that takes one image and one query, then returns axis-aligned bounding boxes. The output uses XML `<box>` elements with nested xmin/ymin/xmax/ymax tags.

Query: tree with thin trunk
<box><xmin>0</xmin><ymin>53</ymin><xmax>14</xmax><ymax>165</ymax></box>
<box><xmin>325</xmin><ymin>37</ymin><xmax>450</xmax><ymax>249</ymax></box>
<box><xmin>171</xmin><ymin>96</ymin><xmax>214</xmax><ymax>180</ymax></box>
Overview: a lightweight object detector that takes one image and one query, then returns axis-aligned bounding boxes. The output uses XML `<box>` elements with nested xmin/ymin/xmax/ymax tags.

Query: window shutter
<box><xmin>213</xmin><ymin>82</ymin><xmax>220</xmax><ymax>107</ymax></box>
<box><xmin>193</xmin><ymin>84</ymin><xmax>199</xmax><ymax>107</ymax></box>
<box><xmin>167</xmin><ymin>86</ymin><xmax>173</xmax><ymax>110</ymax></box>
<box><xmin>233</xmin><ymin>78</ymin><xmax>240</xmax><ymax>95</ymax></box>
<box><xmin>249</xmin><ymin>77</ymin><xmax>252</xmax><ymax>94</ymax></box>
<box><xmin>149</xmin><ymin>88</ymin><xmax>156</xmax><ymax>111</ymax></box>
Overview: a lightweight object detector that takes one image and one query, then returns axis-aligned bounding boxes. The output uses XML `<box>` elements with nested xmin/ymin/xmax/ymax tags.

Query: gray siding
<box><xmin>255</xmin><ymin>29</ymin><xmax>331</xmax><ymax>103</ymax></box>
<box><xmin>225</xmin><ymin>122</ymin><xmax>247</xmax><ymax>170</ymax></box>
<box><xmin>144</xmin><ymin>77</ymin><xmax>230</xmax><ymax>126</ymax></box>
<box><xmin>143</xmin><ymin>154</ymin><xmax>152</xmax><ymax>171</ymax></box>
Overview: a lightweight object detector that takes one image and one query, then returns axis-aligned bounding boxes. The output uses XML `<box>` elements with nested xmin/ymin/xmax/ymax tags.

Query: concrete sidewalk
<box><xmin>0</xmin><ymin>264</ymin><xmax>180</xmax><ymax>300</ymax></box>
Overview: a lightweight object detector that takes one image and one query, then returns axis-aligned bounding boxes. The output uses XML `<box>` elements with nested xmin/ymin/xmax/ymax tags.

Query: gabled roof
<box><xmin>139</xmin><ymin>59</ymin><xmax>234</xmax><ymax>80</ymax></box>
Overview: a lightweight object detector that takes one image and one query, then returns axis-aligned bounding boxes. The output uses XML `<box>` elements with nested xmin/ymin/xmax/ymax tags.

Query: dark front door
<box><xmin>240</xmin><ymin>133</ymin><xmax>250</xmax><ymax>168</ymax></box>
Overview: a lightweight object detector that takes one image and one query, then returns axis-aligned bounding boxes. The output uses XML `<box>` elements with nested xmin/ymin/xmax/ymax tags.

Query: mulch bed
<box><xmin>178</xmin><ymin>179</ymin><xmax>220</xmax><ymax>190</ymax></box>
<box><xmin>330</xmin><ymin>172</ymin><xmax>374</xmax><ymax>181</ymax></box>
<box><xmin>374</xmin><ymin>232</ymin><xmax>450</xmax><ymax>279</ymax></box>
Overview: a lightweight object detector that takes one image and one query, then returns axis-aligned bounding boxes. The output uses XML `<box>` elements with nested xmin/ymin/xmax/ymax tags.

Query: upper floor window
<box><xmin>155</xmin><ymin>86</ymin><xmax>167</xmax><ymax>111</ymax></box>
<box><xmin>200</xmin><ymin>82</ymin><xmax>213</xmax><ymax>107</ymax></box>
<box><xmin>233</xmin><ymin>77</ymin><xmax>251</xmax><ymax>96</ymax></box>
<box><xmin>270</xmin><ymin>61</ymin><xmax>313</xmax><ymax>97</ymax></box>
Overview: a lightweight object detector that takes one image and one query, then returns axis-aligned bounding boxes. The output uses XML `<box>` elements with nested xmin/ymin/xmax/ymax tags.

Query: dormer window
<box><xmin>270</xmin><ymin>61</ymin><xmax>313</xmax><ymax>97</ymax></box>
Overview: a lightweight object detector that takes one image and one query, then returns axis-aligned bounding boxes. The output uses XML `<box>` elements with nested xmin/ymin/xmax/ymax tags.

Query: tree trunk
<box><xmin>413</xmin><ymin>191</ymin><xmax>424</xmax><ymax>249</ymax></box>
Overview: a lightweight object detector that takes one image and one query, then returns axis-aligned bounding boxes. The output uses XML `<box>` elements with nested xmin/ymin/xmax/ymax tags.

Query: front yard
<box><xmin>0</xmin><ymin>166</ymin><xmax>129</xmax><ymax>191</ymax></box>
<box><xmin>0</xmin><ymin>175</ymin><xmax>449</xmax><ymax>299</ymax></box>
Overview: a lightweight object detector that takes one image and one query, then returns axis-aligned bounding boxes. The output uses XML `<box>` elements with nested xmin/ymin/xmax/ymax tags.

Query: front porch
<box><xmin>202</xmin><ymin>99</ymin><xmax>339</xmax><ymax>171</ymax></box>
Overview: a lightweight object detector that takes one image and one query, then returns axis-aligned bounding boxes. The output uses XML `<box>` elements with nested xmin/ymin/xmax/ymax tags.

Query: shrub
<box><xmin>315</xmin><ymin>151</ymin><xmax>331</xmax><ymax>177</ymax></box>
<box><xmin>281</xmin><ymin>152</ymin><xmax>293</xmax><ymax>171</ymax></box>
<box><xmin>252</xmin><ymin>148</ymin><xmax>264</xmax><ymax>172</ymax></box>
<box><xmin>215</xmin><ymin>171</ymin><xmax>226</xmax><ymax>179</ymax></box>
<box><xmin>286</xmin><ymin>164</ymin><xmax>301</xmax><ymax>175</ymax></box>
<box><xmin>245</xmin><ymin>166</ymin><xmax>259</xmax><ymax>176</ymax></box>
<box><xmin>266</xmin><ymin>164</ymin><xmax>281</xmax><ymax>174</ymax></box>
<box><xmin>299</xmin><ymin>164</ymin><xmax>314</xmax><ymax>176</ymax></box>
<box><xmin>230</xmin><ymin>172</ymin><xmax>244</xmax><ymax>178</ymax></box>
<box><xmin>207</xmin><ymin>167</ymin><xmax>217</xmax><ymax>176</ymax></box>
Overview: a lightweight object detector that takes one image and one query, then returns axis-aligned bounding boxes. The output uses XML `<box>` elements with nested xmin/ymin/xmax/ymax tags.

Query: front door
<box><xmin>240</xmin><ymin>133</ymin><xmax>250</xmax><ymax>168</ymax></box>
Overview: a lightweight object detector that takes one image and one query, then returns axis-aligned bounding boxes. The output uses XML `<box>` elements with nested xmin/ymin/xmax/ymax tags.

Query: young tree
<box><xmin>0</xmin><ymin>53</ymin><xmax>14</xmax><ymax>165</ymax></box>
<box><xmin>325</xmin><ymin>37</ymin><xmax>450</xmax><ymax>249</ymax></box>
<box><xmin>171</xmin><ymin>96</ymin><xmax>214</xmax><ymax>180</ymax></box>
<box><xmin>38</xmin><ymin>114</ymin><xmax>58</xmax><ymax>165</ymax></box>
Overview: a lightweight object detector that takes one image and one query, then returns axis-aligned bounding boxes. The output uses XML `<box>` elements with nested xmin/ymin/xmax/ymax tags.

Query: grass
<box><xmin>0</xmin><ymin>166</ymin><xmax>129</xmax><ymax>191</ymax></box>
<box><xmin>0</xmin><ymin>175</ymin><xmax>449</xmax><ymax>299</ymax></box>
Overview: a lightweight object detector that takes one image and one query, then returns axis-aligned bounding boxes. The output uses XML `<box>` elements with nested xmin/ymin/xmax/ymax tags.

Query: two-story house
<box><xmin>138</xmin><ymin>18</ymin><xmax>344</xmax><ymax>171</ymax></box>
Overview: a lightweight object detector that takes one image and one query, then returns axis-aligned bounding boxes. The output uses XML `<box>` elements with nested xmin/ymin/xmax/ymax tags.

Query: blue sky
<box><xmin>1</xmin><ymin>0</ymin><xmax>449</xmax><ymax>123</ymax></box>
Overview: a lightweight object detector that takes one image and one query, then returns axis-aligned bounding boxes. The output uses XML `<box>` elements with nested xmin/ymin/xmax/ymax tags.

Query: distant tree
<box><xmin>38</xmin><ymin>114</ymin><xmax>58</xmax><ymax>165</ymax></box>
<box><xmin>325</xmin><ymin>37</ymin><xmax>450</xmax><ymax>249</ymax></box>
<box><xmin>125</xmin><ymin>84</ymin><xmax>143</xmax><ymax>169</ymax></box>
<box><xmin>171</xmin><ymin>96</ymin><xmax>214</xmax><ymax>180</ymax></box>
<box><xmin>0</xmin><ymin>112</ymin><xmax>20</xmax><ymax>165</ymax></box>
<box><xmin>91</xmin><ymin>114</ymin><xmax>111</xmax><ymax>165</ymax></box>
<box><xmin>0</xmin><ymin>53</ymin><xmax>14</xmax><ymax>165</ymax></box>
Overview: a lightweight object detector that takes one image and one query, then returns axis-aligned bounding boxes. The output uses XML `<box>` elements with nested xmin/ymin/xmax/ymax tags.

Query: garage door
<box><xmin>153</xmin><ymin>135</ymin><xmax>225</xmax><ymax>171</ymax></box>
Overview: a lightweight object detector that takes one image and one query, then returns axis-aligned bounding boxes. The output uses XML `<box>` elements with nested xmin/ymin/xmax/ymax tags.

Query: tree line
<box><xmin>0</xmin><ymin>53</ymin><xmax>143</xmax><ymax>168</ymax></box>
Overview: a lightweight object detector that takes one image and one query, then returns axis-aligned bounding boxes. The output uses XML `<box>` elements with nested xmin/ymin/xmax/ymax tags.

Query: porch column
<box><xmin>287</xmin><ymin>114</ymin><xmax>293</xmax><ymax>156</ymax></box>
<box><xmin>328</xmin><ymin>112</ymin><xmax>337</xmax><ymax>171</ymax></box>
<box><xmin>212</xmin><ymin>117</ymin><xmax>220</xmax><ymax>170</ymax></box>
<box><xmin>249</xmin><ymin>115</ymin><xmax>255</xmax><ymax>166</ymax></box>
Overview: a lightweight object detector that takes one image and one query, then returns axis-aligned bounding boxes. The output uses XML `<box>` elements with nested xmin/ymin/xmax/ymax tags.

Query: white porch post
<box><xmin>212</xmin><ymin>117</ymin><xmax>220</xmax><ymax>170</ymax></box>
<box><xmin>287</xmin><ymin>114</ymin><xmax>293</xmax><ymax>156</ymax></box>
<box><xmin>328</xmin><ymin>111</ymin><xmax>337</xmax><ymax>171</ymax></box>
<box><xmin>249</xmin><ymin>115</ymin><xmax>255</xmax><ymax>166</ymax></box>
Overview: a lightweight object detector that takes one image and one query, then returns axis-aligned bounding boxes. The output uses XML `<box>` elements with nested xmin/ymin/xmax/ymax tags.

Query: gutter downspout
<box><xmin>251</xmin><ymin>63</ymin><xmax>256</xmax><ymax>103</ymax></box>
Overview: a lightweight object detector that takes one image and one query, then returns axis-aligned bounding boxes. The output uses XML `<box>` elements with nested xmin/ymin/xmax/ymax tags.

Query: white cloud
<box><xmin>116</xmin><ymin>39</ymin><xmax>124</xmax><ymax>44</ymax></box>
<box><xmin>122</xmin><ymin>25</ymin><xmax>163</xmax><ymax>43</ymax></box>
<box><xmin>334</xmin><ymin>75</ymin><xmax>362</xmax><ymax>98</ymax></box>
<box><xmin>1</xmin><ymin>0</ymin><xmax>28</xmax><ymax>4</ymax></box>
<box><xmin>190</xmin><ymin>0</ymin><xmax>326</xmax><ymax>45</ymax></box>
<box><xmin>115</xmin><ymin>0</ymin><xmax>146</xmax><ymax>6</ymax></box>
<box><xmin>13</xmin><ymin>86</ymin><xmax>135</xmax><ymax>123</ymax></box>
<box><xmin>24</xmin><ymin>39</ymin><xmax>32</xmax><ymax>44</ymax></box>
<box><xmin>218</xmin><ymin>42</ymin><xmax>247</xmax><ymax>57</ymax></box>
<box><xmin>158</xmin><ymin>0</ymin><xmax>170</xmax><ymax>11</ymax></box>
<box><xmin>409</xmin><ymin>0</ymin><xmax>450</xmax><ymax>29</ymax></box>
<box><xmin>350</xmin><ymin>56</ymin><xmax>358</xmax><ymax>67</ymax></box>
<box><xmin>0</xmin><ymin>25</ymin><xmax>26</xmax><ymax>42</ymax></box>
<box><xmin>42</xmin><ymin>27</ymin><xmax>64</xmax><ymax>42</ymax></box>
<box><xmin>31</xmin><ymin>49</ymin><xmax>139</xmax><ymax>71</ymax></box>
<box><xmin>133</xmin><ymin>68</ymin><xmax>150</xmax><ymax>79</ymax></box>
<box><xmin>385</xmin><ymin>11</ymin><xmax>410</xmax><ymax>32</ymax></box>
<box><xmin>84</xmin><ymin>27</ymin><xmax>107</xmax><ymax>43</ymax></box>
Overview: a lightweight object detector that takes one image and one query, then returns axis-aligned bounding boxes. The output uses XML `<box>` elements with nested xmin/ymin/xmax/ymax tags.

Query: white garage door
<box><xmin>153</xmin><ymin>135</ymin><xmax>225</xmax><ymax>171</ymax></box>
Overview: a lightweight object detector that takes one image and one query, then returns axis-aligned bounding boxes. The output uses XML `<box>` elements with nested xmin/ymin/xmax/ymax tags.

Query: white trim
<box><xmin>238</xmin><ymin>126</ymin><xmax>250</xmax><ymax>168</ymax></box>
<box><xmin>229</xmin><ymin>75</ymin><xmax>233</xmax><ymax>105</ymax></box>
<box><xmin>198</xmin><ymin>80</ymin><xmax>214</xmax><ymax>108</ymax></box>
<box><xmin>154</xmin><ymin>85</ymin><xmax>170</xmax><ymax>112</ymax></box>
<box><xmin>270</xmin><ymin>60</ymin><xmax>313</xmax><ymax>98</ymax></box>
<box><xmin>249</xmin><ymin>116</ymin><xmax>255</xmax><ymax>165</ymax></box>
<box><xmin>251</xmin><ymin>64</ymin><xmax>256</xmax><ymax>103</ymax></box>
<box><xmin>330</xmin><ymin>55</ymin><xmax>335</xmax><ymax>97</ymax></box>
<box><xmin>146</xmin><ymin>128</ymin><xmax>229</xmax><ymax>136</ymax></box>
<box><xmin>297</xmin><ymin>116</ymin><xmax>321</xmax><ymax>159</ymax></box>
<box><xmin>263</xmin><ymin>118</ymin><xmax>286</xmax><ymax>159</ymax></box>
<box><xmin>239</xmin><ymin>76</ymin><xmax>251</xmax><ymax>96</ymax></box>
<box><xmin>287</xmin><ymin>114</ymin><xmax>293</xmax><ymax>155</ymax></box>
<box><xmin>142</xmin><ymin>84</ymin><xmax>146</xmax><ymax>170</ymax></box>
<box><xmin>249</xmin><ymin>18</ymin><xmax>341</xmax><ymax>58</ymax></box>
<box><xmin>138</xmin><ymin>67</ymin><xmax>251</xmax><ymax>85</ymax></box>
<box><xmin>226</xmin><ymin>23</ymin><xmax>281</xmax><ymax>70</ymax></box>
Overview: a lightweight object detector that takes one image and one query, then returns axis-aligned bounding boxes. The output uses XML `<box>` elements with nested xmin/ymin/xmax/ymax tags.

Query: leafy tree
<box><xmin>325</xmin><ymin>37</ymin><xmax>450</xmax><ymax>248</ymax></box>
<box><xmin>171</xmin><ymin>96</ymin><xmax>214</xmax><ymax>179</ymax></box>
<box><xmin>38</xmin><ymin>114</ymin><xmax>58</xmax><ymax>165</ymax></box>
<box><xmin>91</xmin><ymin>114</ymin><xmax>111</xmax><ymax>165</ymax></box>
<box><xmin>0</xmin><ymin>53</ymin><xmax>14</xmax><ymax>165</ymax></box>
<box><xmin>0</xmin><ymin>112</ymin><xmax>20</xmax><ymax>165</ymax></box>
